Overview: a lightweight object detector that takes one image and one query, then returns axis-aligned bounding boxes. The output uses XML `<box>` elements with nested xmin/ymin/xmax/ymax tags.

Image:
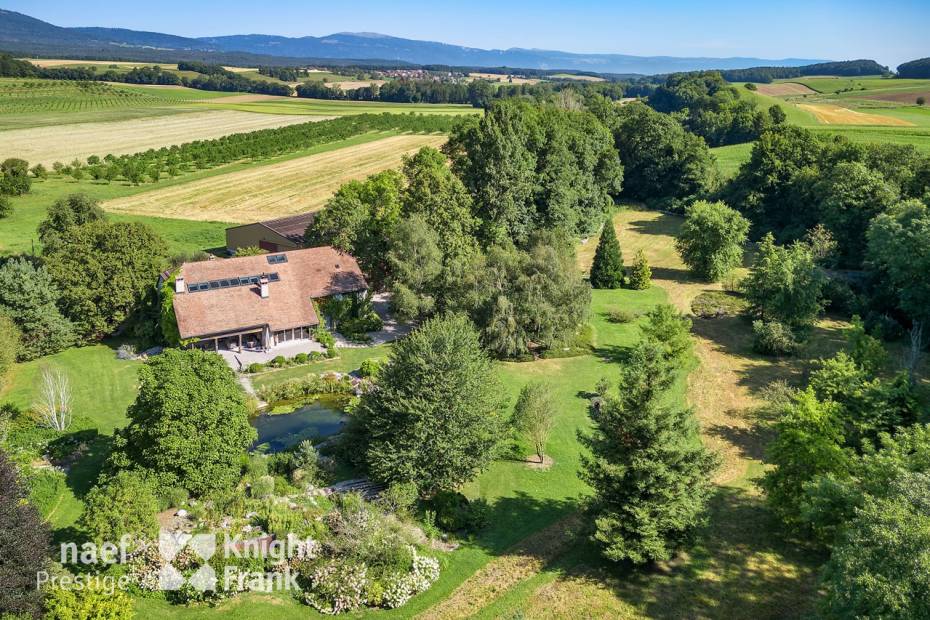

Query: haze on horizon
<box><xmin>2</xmin><ymin>0</ymin><xmax>927</xmax><ymax>69</ymax></box>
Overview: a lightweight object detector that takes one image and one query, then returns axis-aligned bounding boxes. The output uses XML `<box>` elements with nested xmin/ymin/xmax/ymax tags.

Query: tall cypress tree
<box><xmin>590</xmin><ymin>221</ymin><xmax>624</xmax><ymax>289</ymax></box>
<box><xmin>582</xmin><ymin>340</ymin><xmax>718</xmax><ymax>564</ymax></box>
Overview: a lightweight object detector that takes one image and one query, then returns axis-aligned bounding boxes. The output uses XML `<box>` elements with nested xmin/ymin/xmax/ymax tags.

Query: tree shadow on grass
<box><xmin>625</xmin><ymin>214</ymin><xmax>682</xmax><ymax>240</ymax></box>
<box><xmin>471</xmin><ymin>491</ymin><xmax>583</xmax><ymax>556</ymax></box>
<box><xmin>706</xmin><ymin>418</ymin><xmax>773</xmax><ymax>462</ymax></box>
<box><xmin>593</xmin><ymin>343</ymin><xmax>635</xmax><ymax>365</ymax></box>
<box><xmin>46</xmin><ymin>430</ymin><xmax>112</xmax><ymax>499</ymax></box>
<box><xmin>690</xmin><ymin>315</ymin><xmax>849</xmax><ymax>399</ymax></box>
<box><xmin>649</xmin><ymin>265</ymin><xmax>699</xmax><ymax>286</ymax></box>
<box><xmin>559</xmin><ymin>487</ymin><xmax>825</xmax><ymax>620</ymax></box>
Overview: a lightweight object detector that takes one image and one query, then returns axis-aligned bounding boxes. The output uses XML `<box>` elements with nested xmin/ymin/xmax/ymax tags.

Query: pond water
<box><xmin>251</xmin><ymin>396</ymin><xmax>348</xmax><ymax>453</ymax></box>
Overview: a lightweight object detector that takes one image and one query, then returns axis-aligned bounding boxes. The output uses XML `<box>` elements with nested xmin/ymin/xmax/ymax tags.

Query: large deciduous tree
<box><xmin>607</xmin><ymin>102</ymin><xmax>715</xmax><ymax>211</ymax></box>
<box><xmin>43</xmin><ymin>221</ymin><xmax>167</xmax><ymax>340</ymax></box>
<box><xmin>109</xmin><ymin>349</ymin><xmax>256</xmax><ymax>496</ymax></box>
<box><xmin>351</xmin><ymin>314</ymin><xmax>502</xmax><ymax>496</ymax></box>
<box><xmin>820</xmin><ymin>472</ymin><xmax>930</xmax><ymax>619</ymax></box>
<box><xmin>304</xmin><ymin>170</ymin><xmax>403</xmax><ymax>289</ymax></box>
<box><xmin>742</xmin><ymin>233</ymin><xmax>824</xmax><ymax>327</ymax></box>
<box><xmin>37</xmin><ymin>193</ymin><xmax>106</xmax><ymax>252</ymax></box>
<box><xmin>867</xmin><ymin>200</ymin><xmax>930</xmax><ymax>376</ymax></box>
<box><xmin>0</xmin><ymin>157</ymin><xmax>31</xmax><ymax>196</ymax></box>
<box><xmin>589</xmin><ymin>221</ymin><xmax>624</xmax><ymax>289</ymax></box>
<box><xmin>675</xmin><ymin>200</ymin><xmax>749</xmax><ymax>281</ymax></box>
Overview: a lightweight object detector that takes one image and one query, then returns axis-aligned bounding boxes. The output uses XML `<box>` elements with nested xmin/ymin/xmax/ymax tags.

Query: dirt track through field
<box><xmin>754</xmin><ymin>82</ymin><xmax>816</xmax><ymax>96</ymax></box>
<box><xmin>103</xmin><ymin>133</ymin><xmax>447</xmax><ymax>223</ymax></box>
<box><xmin>796</xmin><ymin>103</ymin><xmax>913</xmax><ymax>126</ymax></box>
<box><xmin>0</xmin><ymin>110</ymin><xmax>326</xmax><ymax>166</ymax></box>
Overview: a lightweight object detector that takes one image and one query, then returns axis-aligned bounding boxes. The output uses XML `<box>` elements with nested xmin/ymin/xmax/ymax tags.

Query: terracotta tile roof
<box><xmin>261</xmin><ymin>212</ymin><xmax>316</xmax><ymax>244</ymax></box>
<box><xmin>172</xmin><ymin>246</ymin><xmax>367</xmax><ymax>339</ymax></box>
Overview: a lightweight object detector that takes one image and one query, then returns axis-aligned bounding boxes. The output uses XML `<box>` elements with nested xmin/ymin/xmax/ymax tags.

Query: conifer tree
<box><xmin>628</xmin><ymin>249</ymin><xmax>652</xmax><ymax>290</ymax></box>
<box><xmin>590</xmin><ymin>221</ymin><xmax>624</xmax><ymax>288</ymax></box>
<box><xmin>582</xmin><ymin>340</ymin><xmax>718</xmax><ymax>564</ymax></box>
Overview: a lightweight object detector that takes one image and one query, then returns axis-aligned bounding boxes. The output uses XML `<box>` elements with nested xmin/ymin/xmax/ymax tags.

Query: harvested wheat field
<box><xmin>0</xmin><ymin>110</ymin><xmax>325</xmax><ymax>166</ymax></box>
<box><xmin>104</xmin><ymin>133</ymin><xmax>447</xmax><ymax>223</ymax></box>
<box><xmin>796</xmin><ymin>103</ymin><xmax>914</xmax><ymax>126</ymax></box>
<box><xmin>754</xmin><ymin>82</ymin><xmax>816</xmax><ymax>96</ymax></box>
<box><xmin>326</xmin><ymin>80</ymin><xmax>388</xmax><ymax>90</ymax></box>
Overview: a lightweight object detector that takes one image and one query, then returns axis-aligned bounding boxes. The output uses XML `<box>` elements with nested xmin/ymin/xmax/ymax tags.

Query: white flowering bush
<box><xmin>380</xmin><ymin>550</ymin><xmax>441</xmax><ymax>609</ymax></box>
<box><xmin>303</xmin><ymin>561</ymin><xmax>369</xmax><ymax>615</ymax></box>
<box><xmin>126</xmin><ymin>543</ymin><xmax>164</xmax><ymax>591</ymax></box>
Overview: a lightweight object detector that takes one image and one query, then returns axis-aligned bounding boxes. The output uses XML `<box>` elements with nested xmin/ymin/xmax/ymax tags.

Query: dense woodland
<box><xmin>718</xmin><ymin>59</ymin><xmax>890</xmax><ymax>83</ymax></box>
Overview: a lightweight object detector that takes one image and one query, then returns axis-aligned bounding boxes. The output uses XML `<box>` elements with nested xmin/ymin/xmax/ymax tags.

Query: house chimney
<box><xmin>175</xmin><ymin>275</ymin><xmax>185</xmax><ymax>294</ymax></box>
<box><xmin>260</xmin><ymin>275</ymin><xmax>269</xmax><ymax>299</ymax></box>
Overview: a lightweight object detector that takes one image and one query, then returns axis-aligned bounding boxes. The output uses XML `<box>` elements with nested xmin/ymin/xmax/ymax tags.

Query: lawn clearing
<box><xmin>711</xmin><ymin>142</ymin><xmax>753</xmax><ymax>178</ymax></box>
<box><xmin>796</xmin><ymin>102</ymin><xmax>913</xmax><ymax>126</ymax></box>
<box><xmin>0</xmin><ymin>110</ymin><xmax>327</xmax><ymax>166</ymax></box>
<box><xmin>103</xmin><ymin>133</ymin><xmax>448</xmax><ymax>223</ymax></box>
<box><xmin>754</xmin><ymin>82</ymin><xmax>816</xmax><ymax>96</ymax></box>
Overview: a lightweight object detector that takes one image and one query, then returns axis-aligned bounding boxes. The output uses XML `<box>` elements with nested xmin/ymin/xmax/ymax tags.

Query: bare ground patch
<box><xmin>754</xmin><ymin>82</ymin><xmax>817</xmax><ymax>96</ymax></box>
<box><xmin>0</xmin><ymin>110</ymin><xmax>323</xmax><ymax>166</ymax></box>
<box><xmin>103</xmin><ymin>133</ymin><xmax>447</xmax><ymax>223</ymax></box>
<box><xmin>796</xmin><ymin>103</ymin><xmax>914</xmax><ymax>126</ymax></box>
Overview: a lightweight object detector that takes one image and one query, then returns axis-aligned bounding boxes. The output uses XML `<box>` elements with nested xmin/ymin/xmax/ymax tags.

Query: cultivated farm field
<box><xmin>102</xmin><ymin>132</ymin><xmax>448</xmax><ymax>222</ymax></box>
<box><xmin>0</xmin><ymin>110</ymin><xmax>328</xmax><ymax>166</ymax></box>
<box><xmin>0</xmin><ymin>78</ymin><xmax>237</xmax><ymax>129</ymax></box>
<box><xmin>796</xmin><ymin>102</ymin><xmax>914</xmax><ymax>126</ymax></box>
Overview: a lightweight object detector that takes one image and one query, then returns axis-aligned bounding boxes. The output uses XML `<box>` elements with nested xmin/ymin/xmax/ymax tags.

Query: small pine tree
<box><xmin>590</xmin><ymin>221</ymin><xmax>624</xmax><ymax>289</ymax></box>
<box><xmin>628</xmin><ymin>249</ymin><xmax>651</xmax><ymax>290</ymax></box>
<box><xmin>0</xmin><ymin>196</ymin><xmax>11</xmax><ymax>219</ymax></box>
<box><xmin>582</xmin><ymin>341</ymin><xmax>718</xmax><ymax>564</ymax></box>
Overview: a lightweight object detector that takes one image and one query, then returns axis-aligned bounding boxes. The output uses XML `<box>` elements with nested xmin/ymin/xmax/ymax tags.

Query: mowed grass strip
<box><xmin>796</xmin><ymin>103</ymin><xmax>914</xmax><ymax>126</ymax></box>
<box><xmin>0</xmin><ymin>110</ymin><xmax>327</xmax><ymax>166</ymax></box>
<box><xmin>103</xmin><ymin>133</ymin><xmax>448</xmax><ymax>222</ymax></box>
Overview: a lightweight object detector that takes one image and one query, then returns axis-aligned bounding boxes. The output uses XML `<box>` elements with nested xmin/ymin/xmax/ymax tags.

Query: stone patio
<box><xmin>219</xmin><ymin>339</ymin><xmax>325</xmax><ymax>371</ymax></box>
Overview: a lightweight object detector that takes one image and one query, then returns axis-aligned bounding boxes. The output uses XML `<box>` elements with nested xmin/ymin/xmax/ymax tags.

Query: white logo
<box><xmin>158</xmin><ymin>530</ymin><xmax>217</xmax><ymax>591</ymax></box>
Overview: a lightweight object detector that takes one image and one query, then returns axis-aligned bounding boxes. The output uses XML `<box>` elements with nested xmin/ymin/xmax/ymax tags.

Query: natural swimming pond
<box><xmin>251</xmin><ymin>396</ymin><xmax>348</xmax><ymax>453</ymax></box>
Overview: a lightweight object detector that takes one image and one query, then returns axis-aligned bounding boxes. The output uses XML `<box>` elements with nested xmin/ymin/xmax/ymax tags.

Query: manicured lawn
<box><xmin>251</xmin><ymin>345</ymin><xmax>393</xmax><ymax>389</ymax></box>
<box><xmin>1</xmin><ymin>344</ymin><xmax>140</xmax><ymax>530</ymax></box>
<box><xmin>711</xmin><ymin>142</ymin><xmax>753</xmax><ymax>178</ymax></box>
<box><xmin>1</xmin><ymin>344</ymin><xmax>139</xmax><ymax>435</ymax></box>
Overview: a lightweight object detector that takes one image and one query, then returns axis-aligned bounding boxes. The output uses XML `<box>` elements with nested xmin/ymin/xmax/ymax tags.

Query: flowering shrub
<box><xmin>127</xmin><ymin>543</ymin><xmax>164</xmax><ymax>591</ymax></box>
<box><xmin>303</xmin><ymin>561</ymin><xmax>369</xmax><ymax>615</ymax></box>
<box><xmin>380</xmin><ymin>550</ymin><xmax>441</xmax><ymax>609</ymax></box>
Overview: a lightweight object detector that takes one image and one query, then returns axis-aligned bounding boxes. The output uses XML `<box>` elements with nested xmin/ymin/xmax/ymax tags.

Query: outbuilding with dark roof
<box><xmin>225</xmin><ymin>212</ymin><xmax>316</xmax><ymax>254</ymax></box>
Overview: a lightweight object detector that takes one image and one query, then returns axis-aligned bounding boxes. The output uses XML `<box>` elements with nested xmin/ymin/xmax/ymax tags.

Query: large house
<box><xmin>225</xmin><ymin>212</ymin><xmax>316</xmax><ymax>255</ymax></box>
<box><xmin>171</xmin><ymin>246</ymin><xmax>367</xmax><ymax>352</ymax></box>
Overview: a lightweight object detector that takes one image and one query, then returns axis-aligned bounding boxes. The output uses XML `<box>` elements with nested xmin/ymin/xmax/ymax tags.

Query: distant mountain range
<box><xmin>1</xmin><ymin>9</ymin><xmax>829</xmax><ymax>75</ymax></box>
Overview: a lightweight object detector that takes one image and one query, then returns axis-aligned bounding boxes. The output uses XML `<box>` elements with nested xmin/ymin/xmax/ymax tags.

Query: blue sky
<box><xmin>5</xmin><ymin>0</ymin><xmax>927</xmax><ymax>68</ymax></box>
